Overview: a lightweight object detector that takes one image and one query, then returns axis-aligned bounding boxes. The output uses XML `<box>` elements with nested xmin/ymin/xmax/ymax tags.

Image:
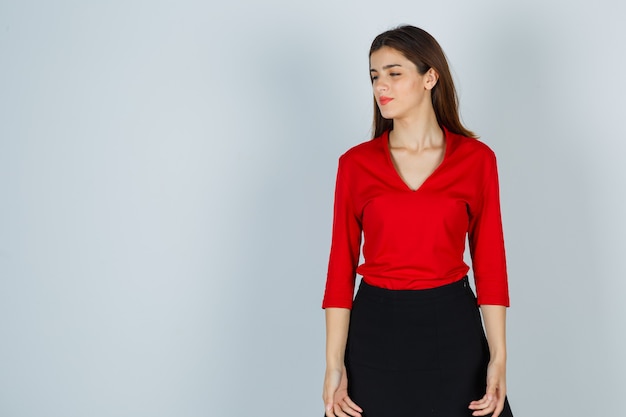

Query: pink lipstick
<box><xmin>379</xmin><ymin>96</ymin><xmax>393</xmax><ymax>105</ymax></box>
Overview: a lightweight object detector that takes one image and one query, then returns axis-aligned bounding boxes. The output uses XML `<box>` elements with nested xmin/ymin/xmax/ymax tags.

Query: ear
<box><xmin>424</xmin><ymin>68</ymin><xmax>439</xmax><ymax>90</ymax></box>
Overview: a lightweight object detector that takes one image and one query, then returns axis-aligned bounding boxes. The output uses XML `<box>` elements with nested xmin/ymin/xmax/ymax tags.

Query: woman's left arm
<box><xmin>467</xmin><ymin>147</ymin><xmax>510</xmax><ymax>416</ymax></box>
<box><xmin>468</xmin><ymin>305</ymin><xmax>507</xmax><ymax>417</ymax></box>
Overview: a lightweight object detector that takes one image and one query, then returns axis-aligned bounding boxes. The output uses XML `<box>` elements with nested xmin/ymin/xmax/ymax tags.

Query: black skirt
<box><xmin>344</xmin><ymin>276</ymin><xmax>513</xmax><ymax>417</ymax></box>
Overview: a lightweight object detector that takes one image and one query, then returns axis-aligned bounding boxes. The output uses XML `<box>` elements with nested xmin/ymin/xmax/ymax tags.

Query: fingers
<box><xmin>486</xmin><ymin>380</ymin><xmax>506</xmax><ymax>417</ymax></box>
<box><xmin>324</xmin><ymin>396</ymin><xmax>362</xmax><ymax>417</ymax></box>
<box><xmin>492</xmin><ymin>397</ymin><xmax>505</xmax><ymax>417</ymax></box>
<box><xmin>469</xmin><ymin>385</ymin><xmax>506</xmax><ymax>417</ymax></box>
<box><xmin>342</xmin><ymin>396</ymin><xmax>363</xmax><ymax>413</ymax></box>
<box><xmin>468</xmin><ymin>387</ymin><xmax>495</xmax><ymax>416</ymax></box>
<box><xmin>468</xmin><ymin>394</ymin><xmax>496</xmax><ymax>416</ymax></box>
<box><xmin>323</xmin><ymin>367</ymin><xmax>362</xmax><ymax>417</ymax></box>
<box><xmin>341</xmin><ymin>396</ymin><xmax>363</xmax><ymax>416</ymax></box>
<box><xmin>469</xmin><ymin>398</ymin><xmax>496</xmax><ymax>416</ymax></box>
<box><xmin>334</xmin><ymin>399</ymin><xmax>362</xmax><ymax>417</ymax></box>
<box><xmin>481</xmin><ymin>361</ymin><xmax>507</xmax><ymax>417</ymax></box>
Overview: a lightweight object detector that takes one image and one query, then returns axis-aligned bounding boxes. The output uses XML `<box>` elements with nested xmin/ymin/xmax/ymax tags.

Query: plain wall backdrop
<box><xmin>1</xmin><ymin>0</ymin><xmax>625</xmax><ymax>416</ymax></box>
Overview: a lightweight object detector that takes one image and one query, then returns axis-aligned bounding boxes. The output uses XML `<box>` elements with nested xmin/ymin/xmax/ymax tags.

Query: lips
<box><xmin>379</xmin><ymin>96</ymin><xmax>393</xmax><ymax>105</ymax></box>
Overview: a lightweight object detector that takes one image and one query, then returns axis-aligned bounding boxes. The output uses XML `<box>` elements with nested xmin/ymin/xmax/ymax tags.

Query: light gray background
<box><xmin>1</xmin><ymin>1</ymin><xmax>624</xmax><ymax>416</ymax></box>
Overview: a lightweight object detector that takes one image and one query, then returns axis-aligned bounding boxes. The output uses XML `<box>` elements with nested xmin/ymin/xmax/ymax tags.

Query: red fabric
<box><xmin>322</xmin><ymin>128</ymin><xmax>510</xmax><ymax>309</ymax></box>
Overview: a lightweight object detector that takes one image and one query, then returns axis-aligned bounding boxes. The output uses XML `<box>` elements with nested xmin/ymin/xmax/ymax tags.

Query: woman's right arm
<box><xmin>323</xmin><ymin>155</ymin><xmax>363</xmax><ymax>416</ymax></box>
<box><xmin>323</xmin><ymin>307</ymin><xmax>362</xmax><ymax>417</ymax></box>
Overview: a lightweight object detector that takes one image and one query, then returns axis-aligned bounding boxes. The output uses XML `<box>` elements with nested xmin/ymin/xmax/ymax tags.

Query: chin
<box><xmin>379</xmin><ymin>109</ymin><xmax>397</xmax><ymax>120</ymax></box>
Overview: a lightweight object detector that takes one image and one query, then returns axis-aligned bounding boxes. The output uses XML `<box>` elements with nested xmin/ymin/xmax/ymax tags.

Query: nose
<box><xmin>374</xmin><ymin>79</ymin><xmax>388</xmax><ymax>94</ymax></box>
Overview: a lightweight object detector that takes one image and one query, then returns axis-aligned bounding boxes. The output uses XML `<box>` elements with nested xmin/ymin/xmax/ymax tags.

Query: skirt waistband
<box><xmin>357</xmin><ymin>275</ymin><xmax>470</xmax><ymax>302</ymax></box>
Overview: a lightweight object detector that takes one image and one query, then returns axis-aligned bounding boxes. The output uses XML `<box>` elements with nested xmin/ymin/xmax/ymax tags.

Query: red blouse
<box><xmin>322</xmin><ymin>128</ymin><xmax>510</xmax><ymax>309</ymax></box>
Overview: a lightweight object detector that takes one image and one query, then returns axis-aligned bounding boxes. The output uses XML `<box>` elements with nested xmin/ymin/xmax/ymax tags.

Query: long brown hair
<box><xmin>369</xmin><ymin>25</ymin><xmax>477</xmax><ymax>139</ymax></box>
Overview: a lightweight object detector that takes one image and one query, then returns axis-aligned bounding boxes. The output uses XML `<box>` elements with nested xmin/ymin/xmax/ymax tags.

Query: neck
<box><xmin>390</xmin><ymin>108</ymin><xmax>443</xmax><ymax>151</ymax></box>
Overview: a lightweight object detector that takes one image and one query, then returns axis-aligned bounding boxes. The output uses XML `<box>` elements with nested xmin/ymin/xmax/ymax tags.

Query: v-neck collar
<box><xmin>382</xmin><ymin>127</ymin><xmax>453</xmax><ymax>192</ymax></box>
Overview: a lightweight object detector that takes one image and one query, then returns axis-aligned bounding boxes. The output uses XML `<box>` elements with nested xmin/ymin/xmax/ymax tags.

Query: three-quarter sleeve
<box><xmin>322</xmin><ymin>155</ymin><xmax>362</xmax><ymax>309</ymax></box>
<box><xmin>467</xmin><ymin>150</ymin><xmax>510</xmax><ymax>306</ymax></box>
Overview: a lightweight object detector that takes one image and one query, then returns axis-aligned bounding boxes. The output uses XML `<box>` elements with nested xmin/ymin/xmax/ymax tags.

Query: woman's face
<box><xmin>369</xmin><ymin>46</ymin><xmax>436</xmax><ymax>121</ymax></box>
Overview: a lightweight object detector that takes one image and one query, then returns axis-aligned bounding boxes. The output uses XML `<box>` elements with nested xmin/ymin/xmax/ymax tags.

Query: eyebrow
<box><xmin>370</xmin><ymin>64</ymin><xmax>402</xmax><ymax>73</ymax></box>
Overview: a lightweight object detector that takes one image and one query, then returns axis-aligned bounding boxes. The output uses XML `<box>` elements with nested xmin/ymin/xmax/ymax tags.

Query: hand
<box><xmin>468</xmin><ymin>360</ymin><xmax>506</xmax><ymax>417</ymax></box>
<box><xmin>322</xmin><ymin>365</ymin><xmax>363</xmax><ymax>417</ymax></box>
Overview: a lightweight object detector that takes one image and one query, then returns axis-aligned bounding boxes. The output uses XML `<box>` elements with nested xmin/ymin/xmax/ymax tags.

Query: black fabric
<box><xmin>341</xmin><ymin>276</ymin><xmax>514</xmax><ymax>417</ymax></box>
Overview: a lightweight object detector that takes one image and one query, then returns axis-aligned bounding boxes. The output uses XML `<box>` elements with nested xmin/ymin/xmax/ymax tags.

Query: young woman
<box><xmin>322</xmin><ymin>26</ymin><xmax>514</xmax><ymax>417</ymax></box>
